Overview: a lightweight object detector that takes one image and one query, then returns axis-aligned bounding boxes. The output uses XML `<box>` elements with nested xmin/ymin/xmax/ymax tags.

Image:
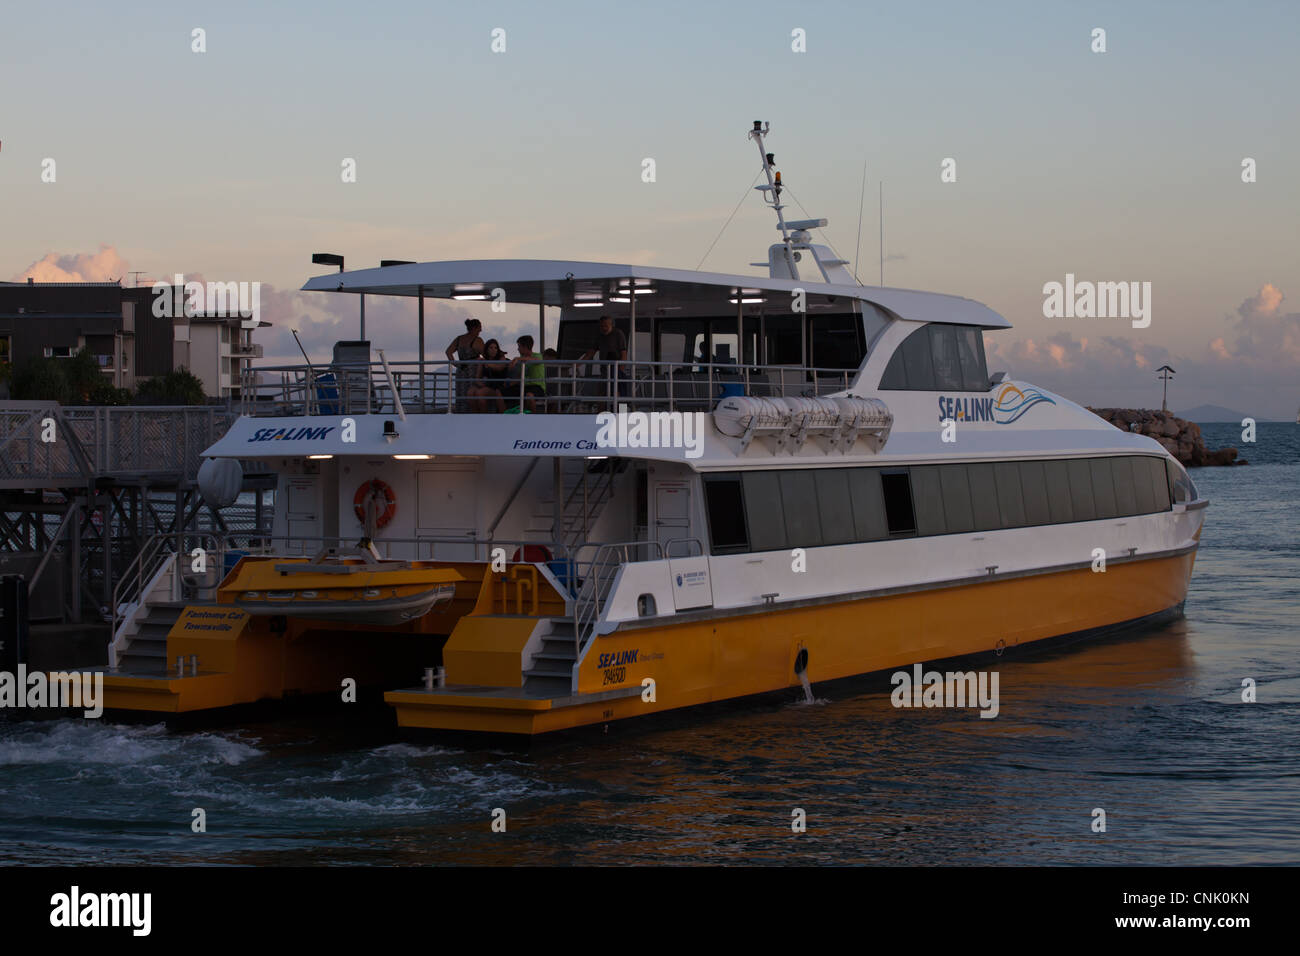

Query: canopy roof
<box><xmin>300</xmin><ymin>259</ymin><xmax>1012</xmax><ymax>329</ymax></box>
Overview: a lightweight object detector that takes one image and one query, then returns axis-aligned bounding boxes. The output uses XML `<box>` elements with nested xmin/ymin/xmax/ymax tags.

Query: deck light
<box><xmin>308</xmin><ymin>454</ymin><xmax>333</xmax><ymax>460</ymax></box>
<box><xmin>573</xmin><ymin>301</ymin><xmax>605</xmax><ymax>307</ymax></box>
<box><xmin>393</xmin><ymin>454</ymin><xmax>432</xmax><ymax>460</ymax></box>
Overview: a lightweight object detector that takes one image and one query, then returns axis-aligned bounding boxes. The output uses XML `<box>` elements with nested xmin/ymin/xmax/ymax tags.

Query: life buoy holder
<box><xmin>354</xmin><ymin>478</ymin><xmax>396</xmax><ymax>528</ymax></box>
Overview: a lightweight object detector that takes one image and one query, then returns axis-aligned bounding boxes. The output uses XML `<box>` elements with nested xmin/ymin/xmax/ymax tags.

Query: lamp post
<box><xmin>1156</xmin><ymin>365</ymin><xmax>1176</xmax><ymax>413</ymax></box>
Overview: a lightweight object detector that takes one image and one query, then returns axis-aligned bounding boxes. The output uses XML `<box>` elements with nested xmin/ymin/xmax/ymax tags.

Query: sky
<box><xmin>2</xmin><ymin>0</ymin><xmax>1297</xmax><ymax>418</ymax></box>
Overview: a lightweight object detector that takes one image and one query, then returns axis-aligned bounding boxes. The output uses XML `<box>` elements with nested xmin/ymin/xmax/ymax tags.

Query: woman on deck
<box><xmin>467</xmin><ymin>339</ymin><xmax>510</xmax><ymax>412</ymax></box>
<box><xmin>446</xmin><ymin>319</ymin><xmax>484</xmax><ymax>412</ymax></box>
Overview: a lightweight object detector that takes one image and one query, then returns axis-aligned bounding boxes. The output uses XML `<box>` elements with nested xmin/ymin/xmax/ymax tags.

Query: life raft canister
<box><xmin>354</xmin><ymin>478</ymin><xmax>396</xmax><ymax>528</ymax></box>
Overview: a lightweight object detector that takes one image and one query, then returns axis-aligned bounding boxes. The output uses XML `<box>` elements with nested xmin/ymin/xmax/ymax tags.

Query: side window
<box><xmin>1019</xmin><ymin>460</ymin><xmax>1052</xmax><ymax>525</ymax></box>
<box><xmin>911</xmin><ymin>465</ymin><xmax>947</xmax><ymax>536</ymax></box>
<box><xmin>743</xmin><ymin>471</ymin><xmax>786</xmax><ymax>552</ymax></box>
<box><xmin>881</xmin><ymin>471</ymin><xmax>917</xmax><ymax>536</ymax></box>
<box><xmin>848</xmin><ymin>468</ymin><xmax>889</xmax><ymax>541</ymax></box>
<box><xmin>901</xmin><ymin>327</ymin><xmax>935</xmax><ymax>390</ymax></box>
<box><xmin>1130</xmin><ymin>456</ymin><xmax>1155</xmax><ymax>514</ymax></box>
<box><xmin>939</xmin><ymin>464</ymin><xmax>975</xmax><ymax>533</ymax></box>
<box><xmin>779</xmin><ymin>470</ymin><xmax>822</xmax><ymax>548</ymax></box>
<box><xmin>929</xmin><ymin>325</ymin><xmax>963</xmax><ymax>390</ymax></box>
<box><xmin>814</xmin><ymin>469</ymin><xmax>856</xmax><ymax>545</ymax></box>
<box><xmin>967</xmin><ymin>462</ymin><xmax>1001</xmax><ymax>530</ymax></box>
<box><xmin>955</xmin><ymin>327</ymin><xmax>989</xmax><ymax>391</ymax></box>
<box><xmin>1147</xmin><ymin>457</ymin><xmax>1172</xmax><ymax>511</ymax></box>
<box><xmin>994</xmin><ymin>462</ymin><xmax>1027</xmax><ymax>528</ymax></box>
<box><xmin>1066</xmin><ymin>459</ymin><xmax>1097</xmax><ymax>521</ymax></box>
<box><xmin>810</xmin><ymin>314</ymin><xmax>864</xmax><ymax>371</ymax></box>
<box><xmin>1111</xmin><ymin>456</ymin><xmax>1139</xmax><ymax>516</ymax></box>
<box><xmin>703</xmin><ymin>475</ymin><xmax>748</xmax><ymax>554</ymax></box>
<box><xmin>880</xmin><ymin>344</ymin><xmax>908</xmax><ymax>388</ymax></box>
<box><xmin>1043</xmin><ymin>460</ymin><xmax>1074</xmax><ymax>524</ymax></box>
<box><xmin>1090</xmin><ymin>458</ymin><xmax>1119</xmax><ymax>519</ymax></box>
<box><xmin>1166</xmin><ymin>458</ymin><xmax>1196</xmax><ymax>504</ymax></box>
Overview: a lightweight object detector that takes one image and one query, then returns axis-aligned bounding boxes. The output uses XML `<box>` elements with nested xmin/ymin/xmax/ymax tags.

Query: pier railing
<box><xmin>239</xmin><ymin>358</ymin><xmax>858</xmax><ymax>417</ymax></box>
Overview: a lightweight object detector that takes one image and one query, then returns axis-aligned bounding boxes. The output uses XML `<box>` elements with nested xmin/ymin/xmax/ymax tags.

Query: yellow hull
<box><xmin>388</xmin><ymin>549</ymin><xmax>1196</xmax><ymax>735</ymax></box>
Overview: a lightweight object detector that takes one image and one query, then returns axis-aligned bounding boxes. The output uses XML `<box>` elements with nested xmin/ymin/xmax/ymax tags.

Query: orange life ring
<box><xmin>354</xmin><ymin>478</ymin><xmax>396</xmax><ymax>528</ymax></box>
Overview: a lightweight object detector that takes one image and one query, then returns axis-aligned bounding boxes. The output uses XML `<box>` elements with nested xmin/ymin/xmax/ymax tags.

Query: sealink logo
<box><xmin>248</xmin><ymin>426</ymin><xmax>335</xmax><ymax>442</ymax></box>
<box><xmin>991</xmin><ymin>383</ymin><xmax>1055</xmax><ymax>424</ymax></box>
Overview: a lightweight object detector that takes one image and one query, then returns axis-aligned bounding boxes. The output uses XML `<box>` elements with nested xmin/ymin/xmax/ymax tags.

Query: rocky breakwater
<box><xmin>1087</xmin><ymin>408</ymin><xmax>1245</xmax><ymax>466</ymax></box>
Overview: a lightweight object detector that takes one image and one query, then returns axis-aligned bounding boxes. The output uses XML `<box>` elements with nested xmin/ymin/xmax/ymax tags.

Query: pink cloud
<box><xmin>13</xmin><ymin>245</ymin><xmax>130</xmax><ymax>283</ymax></box>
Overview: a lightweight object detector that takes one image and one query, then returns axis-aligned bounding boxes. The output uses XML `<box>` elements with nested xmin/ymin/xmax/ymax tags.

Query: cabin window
<box><xmin>881</xmin><ymin>471</ymin><xmax>917</xmax><ymax>536</ymax></box>
<box><xmin>1166</xmin><ymin>459</ymin><xmax>1197</xmax><ymax>504</ymax></box>
<box><xmin>848</xmin><ymin>468</ymin><xmax>889</xmax><ymax>541</ymax></box>
<box><xmin>910</xmin><ymin>465</ymin><xmax>947</xmax><ymax>536</ymax></box>
<box><xmin>742</xmin><ymin>471</ymin><xmax>786</xmax><ymax>552</ymax></box>
<box><xmin>1066</xmin><ymin>459</ymin><xmax>1097</xmax><ymax>521</ymax></box>
<box><xmin>814</xmin><ymin>469</ymin><xmax>856</xmax><ymax>545</ymax></box>
<box><xmin>1019</xmin><ymin>460</ymin><xmax>1052</xmax><ymax>526</ymax></box>
<box><xmin>704</xmin><ymin>455</ymin><xmax>1173</xmax><ymax>556</ymax></box>
<box><xmin>703</xmin><ymin>476</ymin><xmax>748</xmax><ymax>553</ymax></box>
<box><xmin>1090</xmin><ymin>458</ymin><xmax>1119</xmax><ymax>519</ymax></box>
<box><xmin>1147</xmin><ymin>457</ymin><xmax>1172</xmax><ymax>511</ymax></box>
<box><xmin>780</xmin><ymin>470</ymin><xmax>823</xmax><ymax>548</ymax></box>
<box><xmin>880</xmin><ymin>323</ymin><xmax>989</xmax><ymax>391</ymax></box>
<box><xmin>994</xmin><ymin>462</ymin><xmax>1028</xmax><ymax>528</ymax></box>
<box><xmin>1111</xmin><ymin>456</ymin><xmax>1139</xmax><ymax>516</ymax></box>
<box><xmin>764</xmin><ymin>315</ymin><xmax>804</xmax><ymax>365</ymax></box>
<box><xmin>929</xmin><ymin>325</ymin><xmax>963</xmax><ymax>390</ymax></box>
<box><xmin>1043</xmin><ymin>460</ymin><xmax>1074</xmax><ymax>524</ymax></box>
<box><xmin>939</xmin><ymin>464</ymin><xmax>975</xmax><ymax>533</ymax></box>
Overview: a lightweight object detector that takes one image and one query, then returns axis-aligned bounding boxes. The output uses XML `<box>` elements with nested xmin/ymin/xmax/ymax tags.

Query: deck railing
<box><xmin>239</xmin><ymin>358</ymin><xmax>859</xmax><ymax>417</ymax></box>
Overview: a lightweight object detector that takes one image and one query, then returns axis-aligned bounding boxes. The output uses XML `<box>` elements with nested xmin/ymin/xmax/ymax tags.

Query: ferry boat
<box><xmin>100</xmin><ymin>122</ymin><xmax>1207</xmax><ymax>734</ymax></box>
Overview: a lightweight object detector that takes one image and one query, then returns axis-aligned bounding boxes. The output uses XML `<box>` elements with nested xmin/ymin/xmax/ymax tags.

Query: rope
<box><xmin>695</xmin><ymin>168</ymin><xmax>765</xmax><ymax>271</ymax></box>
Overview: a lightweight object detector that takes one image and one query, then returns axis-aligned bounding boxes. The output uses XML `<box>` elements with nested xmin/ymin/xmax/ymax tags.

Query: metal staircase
<box><xmin>524</xmin><ymin>458</ymin><xmax>617</xmax><ymax>555</ymax></box>
<box><xmin>522</xmin><ymin>620</ymin><xmax>578</xmax><ymax>696</ymax></box>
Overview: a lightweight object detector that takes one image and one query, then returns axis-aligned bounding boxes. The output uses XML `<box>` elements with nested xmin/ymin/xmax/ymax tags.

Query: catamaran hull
<box><xmin>386</xmin><ymin>546</ymin><xmax>1198</xmax><ymax>735</ymax></box>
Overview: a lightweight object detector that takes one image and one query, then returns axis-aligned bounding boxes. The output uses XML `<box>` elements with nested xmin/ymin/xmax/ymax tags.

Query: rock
<box><xmin>1088</xmin><ymin>407</ymin><xmax>1241</xmax><ymax>466</ymax></box>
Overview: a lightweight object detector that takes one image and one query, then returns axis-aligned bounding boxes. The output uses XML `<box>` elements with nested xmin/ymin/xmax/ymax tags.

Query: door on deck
<box><xmin>416</xmin><ymin>463</ymin><xmax>480</xmax><ymax>561</ymax></box>
<box><xmin>653</xmin><ymin>477</ymin><xmax>712</xmax><ymax>610</ymax></box>
<box><xmin>283</xmin><ymin>476</ymin><xmax>321</xmax><ymax>553</ymax></box>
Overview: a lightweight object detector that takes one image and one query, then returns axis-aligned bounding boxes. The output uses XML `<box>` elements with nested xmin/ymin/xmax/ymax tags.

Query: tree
<box><xmin>136</xmin><ymin>366</ymin><xmax>207</xmax><ymax>405</ymax></box>
<box><xmin>10</xmin><ymin>356</ymin><xmax>71</xmax><ymax>402</ymax></box>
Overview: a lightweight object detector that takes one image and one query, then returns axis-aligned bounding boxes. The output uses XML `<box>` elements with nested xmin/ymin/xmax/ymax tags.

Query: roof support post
<box><xmin>418</xmin><ymin>286</ymin><xmax>426</xmax><ymax>409</ymax></box>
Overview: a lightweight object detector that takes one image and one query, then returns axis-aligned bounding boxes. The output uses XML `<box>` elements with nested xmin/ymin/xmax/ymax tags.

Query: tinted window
<box><xmin>814</xmin><ymin>469</ymin><xmax>855</xmax><ymax>545</ymax></box>
<box><xmin>848</xmin><ymin>468</ymin><xmax>889</xmax><ymax>540</ymax></box>
<box><xmin>1146</xmin><ymin>457</ymin><xmax>1171</xmax><ymax>511</ymax></box>
<box><xmin>994</xmin><ymin>462</ymin><xmax>1027</xmax><ymax>528</ymax></box>
<box><xmin>704</xmin><ymin>477</ymin><xmax>748</xmax><ymax>553</ymax></box>
<box><xmin>1090</xmin><ymin>458</ymin><xmax>1118</xmax><ymax>519</ymax></box>
<box><xmin>901</xmin><ymin>327</ymin><xmax>935</xmax><ymax>390</ymax></box>
<box><xmin>1111</xmin><ymin>456</ymin><xmax>1139</xmax><ymax>516</ymax></box>
<box><xmin>929</xmin><ymin>325</ymin><xmax>963</xmax><ymax>390</ymax></box>
<box><xmin>765</xmin><ymin>315</ymin><xmax>803</xmax><ymax>365</ymax></box>
<box><xmin>1043</xmin><ymin>460</ymin><xmax>1074</xmax><ymax>524</ymax></box>
<box><xmin>742</xmin><ymin>471</ymin><xmax>786</xmax><ymax>552</ymax></box>
<box><xmin>779</xmin><ymin>470</ymin><xmax>822</xmax><ymax>548</ymax></box>
<box><xmin>911</xmin><ymin>465</ymin><xmax>946</xmax><ymax>536</ymax></box>
<box><xmin>1130</xmin><ymin>456</ymin><xmax>1155</xmax><ymax>514</ymax></box>
<box><xmin>1020</xmin><ymin>460</ymin><xmax>1052</xmax><ymax>526</ymax></box>
<box><xmin>881</xmin><ymin>472</ymin><xmax>916</xmax><ymax>536</ymax></box>
<box><xmin>939</xmin><ymin>464</ymin><xmax>975</xmax><ymax>533</ymax></box>
<box><xmin>1166</xmin><ymin>458</ymin><xmax>1196</xmax><ymax>504</ymax></box>
<box><xmin>880</xmin><ymin>346</ymin><xmax>908</xmax><ymax>389</ymax></box>
<box><xmin>956</xmin><ymin>327</ymin><xmax>989</xmax><ymax>391</ymax></box>
<box><xmin>966</xmin><ymin>463</ymin><xmax>1000</xmax><ymax>530</ymax></box>
<box><xmin>1066</xmin><ymin>459</ymin><xmax>1096</xmax><ymax>521</ymax></box>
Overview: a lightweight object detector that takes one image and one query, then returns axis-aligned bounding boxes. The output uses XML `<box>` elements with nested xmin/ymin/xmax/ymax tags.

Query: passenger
<box><xmin>508</xmin><ymin>335</ymin><xmax>546</xmax><ymax>413</ymax></box>
<box><xmin>579</xmin><ymin>315</ymin><xmax>628</xmax><ymax>405</ymax></box>
<box><xmin>445</xmin><ymin>319</ymin><xmax>484</xmax><ymax>413</ymax></box>
<box><xmin>466</xmin><ymin>339</ymin><xmax>509</xmax><ymax>412</ymax></box>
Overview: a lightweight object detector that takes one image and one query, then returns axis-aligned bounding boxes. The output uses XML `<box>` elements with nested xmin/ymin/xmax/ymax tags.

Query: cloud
<box><xmin>13</xmin><ymin>245</ymin><xmax>129</xmax><ymax>283</ymax></box>
<box><xmin>988</xmin><ymin>284</ymin><xmax>1299</xmax><ymax>418</ymax></box>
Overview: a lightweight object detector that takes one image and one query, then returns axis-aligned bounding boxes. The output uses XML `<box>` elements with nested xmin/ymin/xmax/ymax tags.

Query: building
<box><xmin>0</xmin><ymin>279</ymin><xmax>265</xmax><ymax>399</ymax></box>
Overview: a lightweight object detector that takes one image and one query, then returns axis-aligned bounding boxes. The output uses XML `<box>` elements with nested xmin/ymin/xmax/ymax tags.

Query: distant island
<box><xmin>1178</xmin><ymin>404</ymin><xmax>1250</xmax><ymax>423</ymax></box>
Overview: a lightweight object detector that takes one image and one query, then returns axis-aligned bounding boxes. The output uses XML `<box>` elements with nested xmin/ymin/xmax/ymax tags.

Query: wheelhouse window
<box><xmin>809</xmin><ymin>314</ymin><xmax>865</xmax><ymax>371</ymax></box>
<box><xmin>880</xmin><ymin>323</ymin><xmax>990</xmax><ymax>391</ymax></box>
<box><xmin>703</xmin><ymin>475</ymin><xmax>748</xmax><ymax>553</ymax></box>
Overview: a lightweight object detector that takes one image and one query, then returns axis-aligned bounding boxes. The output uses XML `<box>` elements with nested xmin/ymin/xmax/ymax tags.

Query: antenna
<box><xmin>879</xmin><ymin>181</ymin><xmax>884</xmax><ymax>286</ymax></box>
<box><xmin>128</xmin><ymin>271</ymin><xmax>147</xmax><ymax>288</ymax></box>
<box><xmin>748</xmin><ymin>121</ymin><xmax>797</xmax><ymax>278</ymax></box>
<box><xmin>854</xmin><ymin>158</ymin><xmax>867</xmax><ymax>284</ymax></box>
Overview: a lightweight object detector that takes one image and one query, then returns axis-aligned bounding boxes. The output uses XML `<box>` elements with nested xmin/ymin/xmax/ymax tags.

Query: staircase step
<box><xmin>532</xmin><ymin>651</ymin><xmax>576</xmax><ymax>664</ymax></box>
<box><xmin>523</xmin><ymin>674</ymin><xmax>571</xmax><ymax>696</ymax></box>
<box><xmin>524</xmin><ymin>662</ymin><xmax>573</xmax><ymax>678</ymax></box>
